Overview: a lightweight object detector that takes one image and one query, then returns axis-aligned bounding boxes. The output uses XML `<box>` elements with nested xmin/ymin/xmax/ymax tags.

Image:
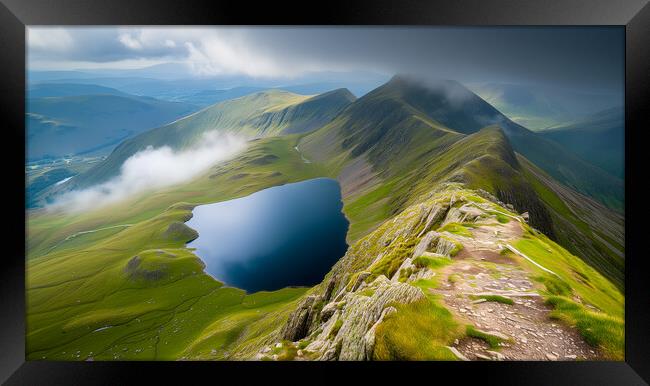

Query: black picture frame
<box><xmin>2</xmin><ymin>0</ymin><xmax>648</xmax><ymax>384</ymax></box>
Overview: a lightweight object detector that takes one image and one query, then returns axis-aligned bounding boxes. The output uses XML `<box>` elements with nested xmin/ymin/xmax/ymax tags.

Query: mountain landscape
<box><xmin>27</xmin><ymin>88</ymin><xmax>198</xmax><ymax>160</ymax></box>
<box><xmin>26</xmin><ymin>71</ymin><xmax>625</xmax><ymax>363</ymax></box>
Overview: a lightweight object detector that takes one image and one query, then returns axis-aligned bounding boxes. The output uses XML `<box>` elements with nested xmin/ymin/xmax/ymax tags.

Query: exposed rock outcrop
<box><xmin>412</xmin><ymin>231</ymin><xmax>439</xmax><ymax>258</ymax></box>
<box><xmin>417</xmin><ymin>203</ymin><xmax>449</xmax><ymax>237</ymax></box>
<box><xmin>304</xmin><ymin>275</ymin><xmax>425</xmax><ymax>360</ymax></box>
<box><xmin>436</xmin><ymin>236</ymin><xmax>460</xmax><ymax>256</ymax></box>
<box><xmin>281</xmin><ymin>295</ymin><xmax>322</xmax><ymax>341</ymax></box>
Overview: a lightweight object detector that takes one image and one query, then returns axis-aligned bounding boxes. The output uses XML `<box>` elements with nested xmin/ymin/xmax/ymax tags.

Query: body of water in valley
<box><xmin>186</xmin><ymin>177</ymin><xmax>349</xmax><ymax>292</ymax></box>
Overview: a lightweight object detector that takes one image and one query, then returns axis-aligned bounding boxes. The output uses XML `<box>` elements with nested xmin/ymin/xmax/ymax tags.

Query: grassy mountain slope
<box><xmin>27</xmin><ymin>201</ymin><xmax>309</xmax><ymax>361</ymax></box>
<box><xmin>518</xmin><ymin>156</ymin><xmax>624</xmax><ymax>286</ymax></box>
<box><xmin>162</xmin><ymin>84</ymin><xmax>367</xmax><ymax>107</ymax></box>
<box><xmin>413</xmin><ymin>77</ymin><xmax>623</xmax><ymax>211</ymax></box>
<box><xmin>540</xmin><ymin>107</ymin><xmax>624</xmax><ymax>178</ymax></box>
<box><xmin>64</xmin><ymin>89</ymin><xmax>354</xmax><ymax>191</ymax></box>
<box><xmin>27</xmin><ymin>94</ymin><xmax>198</xmax><ymax>160</ymax></box>
<box><xmin>300</xmin><ymin>78</ymin><xmax>623</xmax><ymax>287</ymax></box>
<box><xmin>303</xmin><ymin>76</ymin><xmax>623</xmax><ymax>212</ymax></box>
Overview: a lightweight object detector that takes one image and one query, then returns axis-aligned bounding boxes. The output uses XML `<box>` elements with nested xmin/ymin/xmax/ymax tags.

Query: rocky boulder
<box><xmin>304</xmin><ymin>275</ymin><xmax>426</xmax><ymax>360</ymax></box>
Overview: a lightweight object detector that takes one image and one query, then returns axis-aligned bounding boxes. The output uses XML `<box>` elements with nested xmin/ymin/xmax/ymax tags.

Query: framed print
<box><xmin>1</xmin><ymin>0</ymin><xmax>649</xmax><ymax>384</ymax></box>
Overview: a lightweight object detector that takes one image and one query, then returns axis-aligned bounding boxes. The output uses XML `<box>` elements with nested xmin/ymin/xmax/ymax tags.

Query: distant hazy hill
<box><xmin>67</xmin><ymin>88</ymin><xmax>355</xmax><ymax>189</ymax></box>
<box><xmin>540</xmin><ymin>107</ymin><xmax>624</xmax><ymax>178</ymax></box>
<box><xmin>172</xmin><ymin>86</ymin><xmax>266</xmax><ymax>106</ymax></box>
<box><xmin>27</xmin><ymin>83</ymin><xmax>128</xmax><ymax>98</ymax></box>
<box><xmin>28</xmin><ymin>69</ymin><xmax>388</xmax><ymax>102</ymax></box>
<box><xmin>175</xmin><ymin>84</ymin><xmax>377</xmax><ymax>107</ymax></box>
<box><xmin>469</xmin><ymin>82</ymin><xmax>621</xmax><ymax>131</ymax></box>
<box><xmin>27</xmin><ymin>93</ymin><xmax>198</xmax><ymax>160</ymax></box>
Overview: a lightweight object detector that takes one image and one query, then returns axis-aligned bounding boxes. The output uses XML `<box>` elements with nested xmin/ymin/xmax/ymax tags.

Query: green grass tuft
<box><xmin>412</xmin><ymin>255</ymin><xmax>452</xmax><ymax>269</ymax></box>
<box><xmin>359</xmin><ymin>288</ymin><xmax>375</xmax><ymax>297</ymax></box>
<box><xmin>469</xmin><ymin>294</ymin><xmax>514</xmax><ymax>305</ymax></box>
<box><xmin>533</xmin><ymin>275</ymin><xmax>573</xmax><ymax>296</ymax></box>
<box><xmin>495</xmin><ymin>213</ymin><xmax>510</xmax><ymax>223</ymax></box>
<box><xmin>465</xmin><ymin>325</ymin><xmax>508</xmax><ymax>349</ymax></box>
<box><xmin>329</xmin><ymin>319</ymin><xmax>343</xmax><ymax>339</ymax></box>
<box><xmin>367</xmin><ymin>237</ymin><xmax>418</xmax><ymax>281</ymax></box>
<box><xmin>373</xmin><ymin>299</ymin><xmax>460</xmax><ymax>361</ymax></box>
<box><xmin>439</xmin><ymin>223</ymin><xmax>473</xmax><ymax>237</ymax></box>
<box><xmin>545</xmin><ymin>295</ymin><xmax>624</xmax><ymax>360</ymax></box>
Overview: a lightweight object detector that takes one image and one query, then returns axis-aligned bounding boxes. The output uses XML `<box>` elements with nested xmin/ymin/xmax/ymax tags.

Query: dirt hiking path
<box><xmin>432</xmin><ymin>220</ymin><xmax>600</xmax><ymax>361</ymax></box>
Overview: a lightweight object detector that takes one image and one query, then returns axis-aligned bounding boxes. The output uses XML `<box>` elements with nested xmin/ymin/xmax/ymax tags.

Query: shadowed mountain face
<box><xmin>540</xmin><ymin>107</ymin><xmax>624</xmax><ymax>178</ymax></box>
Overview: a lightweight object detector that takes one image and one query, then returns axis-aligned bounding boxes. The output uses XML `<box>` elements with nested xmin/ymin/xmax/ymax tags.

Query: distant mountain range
<box><xmin>469</xmin><ymin>82</ymin><xmax>622</xmax><ymax>131</ymax></box>
<box><xmin>28</xmin><ymin>68</ymin><xmax>389</xmax><ymax>102</ymax></box>
<box><xmin>540</xmin><ymin>107</ymin><xmax>624</xmax><ymax>178</ymax></box>
<box><xmin>27</xmin><ymin>86</ymin><xmax>199</xmax><ymax>160</ymax></box>
<box><xmin>28</xmin><ymin>83</ymin><xmax>129</xmax><ymax>98</ymax></box>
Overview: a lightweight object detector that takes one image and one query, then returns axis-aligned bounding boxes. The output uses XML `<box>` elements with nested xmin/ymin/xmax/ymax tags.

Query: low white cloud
<box><xmin>28</xmin><ymin>28</ymin><xmax>74</xmax><ymax>52</ymax></box>
<box><xmin>185</xmin><ymin>40</ymin><xmax>272</xmax><ymax>77</ymax></box>
<box><xmin>28</xmin><ymin>27</ymin><xmax>327</xmax><ymax>78</ymax></box>
<box><xmin>49</xmin><ymin>131</ymin><xmax>247</xmax><ymax>213</ymax></box>
<box><xmin>118</xmin><ymin>33</ymin><xmax>144</xmax><ymax>50</ymax></box>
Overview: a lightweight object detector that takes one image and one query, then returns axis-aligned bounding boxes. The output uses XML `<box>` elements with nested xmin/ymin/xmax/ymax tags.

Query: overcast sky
<box><xmin>27</xmin><ymin>26</ymin><xmax>624</xmax><ymax>93</ymax></box>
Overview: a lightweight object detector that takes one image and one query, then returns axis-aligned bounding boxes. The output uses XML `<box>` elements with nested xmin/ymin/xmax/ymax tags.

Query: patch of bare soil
<box><xmin>337</xmin><ymin>156</ymin><xmax>380</xmax><ymax>199</ymax></box>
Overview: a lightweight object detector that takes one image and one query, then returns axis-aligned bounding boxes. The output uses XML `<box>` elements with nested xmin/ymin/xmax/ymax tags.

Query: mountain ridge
<box><xmin>298</xmin><ymin>77</ymin><xmax>623</xmax><ymax>287</ymax></box>
<box><xmin>302</xmin><ymin>75</ymin><xmax>623</xmax><ymax>211</ymax></box>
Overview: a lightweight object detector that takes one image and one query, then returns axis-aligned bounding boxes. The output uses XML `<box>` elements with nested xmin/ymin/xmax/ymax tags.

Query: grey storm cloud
<box><xmin>28</xmin><ymin>26</ymin><xmax>624</xmax><ymax>92</ymax></box>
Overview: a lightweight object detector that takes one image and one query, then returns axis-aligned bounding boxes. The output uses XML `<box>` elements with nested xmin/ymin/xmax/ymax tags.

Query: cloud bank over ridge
<box><xmin>49</xmin><ymin>131</ymin><xmax>246</xmax><ymax>212</ymax></box>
